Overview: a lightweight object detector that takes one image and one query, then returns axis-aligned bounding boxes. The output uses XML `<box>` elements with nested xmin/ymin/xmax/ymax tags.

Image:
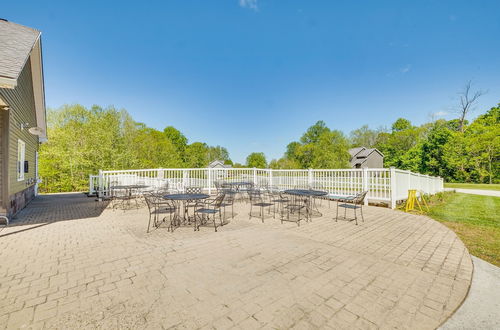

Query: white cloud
<box><xmin>400</xmin><ymin>64</ymin><xmax>412</xmax><ymax>74</ymax></box>
<box><xmin>239</xmin><ymin>0</ymin><xmax>258</xmax><ymax>11</ymax></box>
<box><xmin>433</xmin><ymin>111</ymin><xmax>448</xmax><ymax>117</ymax></box>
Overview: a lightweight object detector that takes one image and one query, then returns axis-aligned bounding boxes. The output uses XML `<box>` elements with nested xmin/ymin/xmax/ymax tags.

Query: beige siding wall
<box><xmin>0</xmin><ymin>58</ymin><xmax>39</xmax><ymax>199</ymax></box>
<box><xmin>0</xmin><ymin>110</ymin><xmax>4</xmax><ymax>212</ymax></box>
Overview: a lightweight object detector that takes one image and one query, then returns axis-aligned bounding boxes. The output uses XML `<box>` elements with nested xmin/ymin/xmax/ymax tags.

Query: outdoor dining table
<box><xmin>163</xmin><ymin>193</ymin><xmax>210</xmax><ymax>228</ymax></box>
<box><xmin>221</xmin><ymin>181</ymin><xmax>253</xmax><ymax>191</ymax></box>
<box><xmin>283</xmin><ymin>189</ymin><xmax>328</xmax><ymax>218</ymax></box>
<box><xmin>111</xmin><ymin>184</ymin><xmax>150</xmax><ymax>208</ymax></box>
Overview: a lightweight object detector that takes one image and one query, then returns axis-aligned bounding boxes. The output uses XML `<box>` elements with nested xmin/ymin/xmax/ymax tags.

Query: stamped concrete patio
<box><xmin>0</xmin><ymin>193</ymin><xmax>472</xmax><ymax>329</ymax></box>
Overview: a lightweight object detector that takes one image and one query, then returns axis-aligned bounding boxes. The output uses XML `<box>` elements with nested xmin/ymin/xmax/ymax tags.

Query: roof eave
<box><xmin>29</xmin><ymin>36</ymin><xmax>47</xmax><ymax>141</ymax></box>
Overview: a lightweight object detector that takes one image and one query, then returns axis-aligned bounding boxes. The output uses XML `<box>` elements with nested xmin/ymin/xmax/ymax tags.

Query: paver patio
<box><xmin>0</xmin><ymin>193</ymin><xmax>472</xmax><ymax>329</ymax></box>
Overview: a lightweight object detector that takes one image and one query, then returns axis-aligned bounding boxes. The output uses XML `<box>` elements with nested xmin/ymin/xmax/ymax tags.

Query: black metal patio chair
<box><xmin>184</xmin><ymin>187</ymin><xmax>203</xmax><ymax>222</ymax></box>
<box><xmin>144</xmin><ymin>192</ymin><xmax>176</xmax><ymax>232</ymax></box>
<box><xmin>194</xmin><ymin>193</ymin><xmax>226</xmax><ymax>232</ymax></box>
<box><xmin>336</xmin><ymin>191</ymin><xmax>368</xmax><ymax>225</ymax></box>
<box><xmin>219</xmin><ymin>187</ymin><xmax>237</xmax><ymax>219</ymax></box>
<box><xmin>280</xmin><ymin>194</ymin><xmax>307</xmax><ymax>226</ymax></box>
<box><xmin>248</xmin><ymin>189</ymin><xmax>274</xmax><ymax>223</ymax></box>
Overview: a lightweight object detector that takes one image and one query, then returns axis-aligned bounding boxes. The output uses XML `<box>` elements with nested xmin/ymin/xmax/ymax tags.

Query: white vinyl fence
<box><xmin>90</xmin><ymin>167</ymin><xmax>443</xmax><ymax>208</ymax></box>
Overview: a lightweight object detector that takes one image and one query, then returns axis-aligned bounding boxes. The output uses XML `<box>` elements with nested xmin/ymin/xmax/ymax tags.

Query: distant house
<box><xmin>0</xmin><ymin>19</ymin><xmax>47</xmax><ymax>219</ymax></box>
<box><xmin>349</xmin><ymin>147</ymin><xmax>384</xmax><ymax>168</ymax></box>
<box><xmin>208</xmin><ymin>160</ymin><xmax>232</xmax><ymax>169</ymax></box>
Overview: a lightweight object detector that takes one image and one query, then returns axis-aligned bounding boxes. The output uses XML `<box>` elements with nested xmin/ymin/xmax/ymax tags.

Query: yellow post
<box><xmin>405</xmin><ymin>189</ymin><xmax>429</xmax><ymax>213</ymax></box>
<box><xmin>405</xmin><ymin>190</ymin><xmax>417</xmax><ymax>212</ymax></box>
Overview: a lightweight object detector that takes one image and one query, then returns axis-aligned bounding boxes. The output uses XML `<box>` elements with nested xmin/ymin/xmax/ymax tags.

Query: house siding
<box><xmin>363</xmin><ymin>154</ymin><xmax>384</xmax><ymax>168</ymax></box>
<box><xmin>0</xmin><ymin>58</ymin><xmax>39</xmax><ymax>216</ymax></box>
<box><xmin>0</xmin><ymin>109</ymin><xmax>6</xmax><ymax>213</ymax></box>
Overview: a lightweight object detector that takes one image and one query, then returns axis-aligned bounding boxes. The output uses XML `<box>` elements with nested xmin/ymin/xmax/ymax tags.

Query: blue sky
<box><xmin>3</xmin><ymin>0</ymin><xmax>500</xmax><ymax>163</ymax></box>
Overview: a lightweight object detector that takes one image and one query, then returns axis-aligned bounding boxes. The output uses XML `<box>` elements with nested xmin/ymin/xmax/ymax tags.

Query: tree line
<box><xmin>261</xmin><ymin>103</ymin><xmax>499</xmax><ymax>184</ymax></box>
<box><xmin>40</xmin><ymin>100</ymin><xmax>499</xmax><ymax>193</ymax></box>
<box><xmin>39</xmin><ymin>104</ymin><xmax>232</xmax><ymax>192</ymax></box>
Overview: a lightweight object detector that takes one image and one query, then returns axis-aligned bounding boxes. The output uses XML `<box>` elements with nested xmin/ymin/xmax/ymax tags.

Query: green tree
<box><xmin>207</xmin><ymin>146</ymin><xmax>230</xmax><ymax>163</ymax></box>
<box><xmin>391</xmin><ymin>118</ymin><xmax>412</xmax><ymax>132</ymax></box>
<box><xmin>246</xmin><ymin>152</ymin><xmax>267</xmax><ymax>168</ymax></box>
<box><xmin>269</xmin><ymin>158</ymin><xmax>301</xmax><ymax>169</ymax></box>
<box><xmin>310</xmin><ymin>130</ymin><xmax>350</xmax><ymax>168</ymax></box>
<box><xmin>38</xmin><ymin>104</ymin><xmax>233</xmax><ymax>192</ymax></box>
<box><xmin>300</xmin><ymin>120</ymin><xmax>330</xmax><ymax>144</ymax></box>
<box><xmin>163</xmin><ymin>126</ymin><xmax>188</xmax><ymax>162</ymax></box>
<box><xmin>285</xmin><ymin>141</ymin><xmax>301</xmax><ymax>160</ymax></box>
<box><xmin>130</xmin><ymin>127</ymin><xmax>181</xmax><ymax>168</ymax></box>
<box><xmin>184</xmin><ymin>142</ymin><xmax>209</xmax><ymax>168</ymax></box>
<box><xmin>349</xmin><ymin>125</ymin><xmax>381</xmax><ymax>148</ymax></box>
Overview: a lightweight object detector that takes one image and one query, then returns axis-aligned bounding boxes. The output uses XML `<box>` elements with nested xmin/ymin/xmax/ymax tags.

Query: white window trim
<box><xmin>17</xmin><ymin>139</ymin><xmax>25</xmax><ymax>181</ymax></box>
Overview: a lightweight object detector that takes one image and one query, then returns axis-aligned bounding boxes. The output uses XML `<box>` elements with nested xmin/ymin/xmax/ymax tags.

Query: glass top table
<box><xmin>222</xmin><ymin>181</ymin><xmax>253</xmax><ymax>186</ymax></box>
<box><xmin>112</xmin><ymin>184</ymin><xmax>149</xmax><ymax>190</ymax></box>
<box><xmin>283</xmin><ymin>189</ymin><xmax>328</xmax><ymax>219</ymax></box>
<box><xmin>283</xmin><ymin>189</ymin><xmax>328</xmax><ymax>197</ymax></box>
<box><xmin>164</xmin><ymin>193</ymin><xmax>210</xmax><ymax>200</ymax></box>
<box><xmin>163</xmin><ymin>193</ymin><xmax>210</xmax><ymax>229</ymax></box>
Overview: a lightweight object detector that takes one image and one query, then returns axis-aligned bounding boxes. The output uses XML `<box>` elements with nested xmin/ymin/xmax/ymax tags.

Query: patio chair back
<box><xmin>144</xmin><ymin>193</ymin><xmax>157</xmax><ymax>214</ymax></box>
<box><xmin>156</xmin><ymin>181</ymin><xmax>169</xmax><ymax>193</ymax></box>
<box><xmin>185</xmin><ymin>187</ymin><xmax>202</xmax><ymax>194</ymax></box>
<box><xmin>248</xmin><ymin>189</ymin><xmax>264</xmax><ymax>203</ymax></box>
<box><xmin>214</xmin><ymin>192</ymin><xmax>226</xmax><ymax>208</ymax></box>
<box><xmin>354</xmin><ymin>191</ymin><xmax>368</xmax><ymax>204</ymax></box>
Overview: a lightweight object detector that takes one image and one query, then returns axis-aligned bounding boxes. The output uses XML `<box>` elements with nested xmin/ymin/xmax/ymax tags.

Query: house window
<box><xmin>17</xmin><ymin>139</ymin><xmax>25</xmax><ymax>181</ymax></box>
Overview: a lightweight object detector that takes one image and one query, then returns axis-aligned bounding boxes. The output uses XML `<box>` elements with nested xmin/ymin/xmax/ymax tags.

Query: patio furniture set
<box><xmin>96</xmin><ymin>180</ymin><xmax>369</xmax><ymax>233</ymax></box>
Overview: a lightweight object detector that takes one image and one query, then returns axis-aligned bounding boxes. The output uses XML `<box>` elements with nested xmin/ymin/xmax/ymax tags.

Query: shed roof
<box><xmin>348</xmin><ymin>147</ymin><xmax>365</xmax><ymax>157</ymax></box>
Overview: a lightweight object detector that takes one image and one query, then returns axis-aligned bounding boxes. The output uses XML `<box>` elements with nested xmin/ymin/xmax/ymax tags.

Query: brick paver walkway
<box><xmin>0</xmin><ymin>193</ymin><xmax>472</xmax><ymax>329</ymax></box>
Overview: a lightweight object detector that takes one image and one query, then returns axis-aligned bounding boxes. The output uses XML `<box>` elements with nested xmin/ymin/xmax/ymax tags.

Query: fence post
<box><xmin>253</xmin><ymin>168</ymin><xmax>257</xmax><ymax>185</ymax></box>
<box><xmin>362</xmin><ymin>168</ymin><xmax>369</xmax><ymax>205</ymax></box>
<box><xmin>98</xmin><ymin>169</ymin><xmax>103</xmax><ymax>200</ymax></box>
<box><xmin>390</xmin><ymin>167</ymin><xmax>397</xmax><ymax>209</ymax></box>
<box><xmin>308</xmin><ymin>169</ymin><xmax>313</xmax><ymax>188</ymax></box>
<box><xmin>183</xmin><ymin>169</ymin><xmax>188</xmax><ymax>188</ymax></box>
<box><xmin>89</xmin><ymin>174</ymin><xmax>93</xmax><ymax>196</ymax></box>
<box><xmin>269</xmin><ymin>169</ymin><xmax>273</xmax><ymax>187</ymax></box>
<box><xmin>208</xmin><ymin>168</ymin><xmax>212</xmax><ymax>195</ymax></box>
<box><xmin>407</xmin><ymin>170</ymin><xmax>411</xmax><ymax>193</ymax></box>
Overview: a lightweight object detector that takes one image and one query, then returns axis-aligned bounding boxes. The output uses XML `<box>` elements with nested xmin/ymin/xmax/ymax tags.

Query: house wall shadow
<box><xmin>6</xmin><ymin>192</ymin><xmax>108</xmax><ymax>227</ymax></box>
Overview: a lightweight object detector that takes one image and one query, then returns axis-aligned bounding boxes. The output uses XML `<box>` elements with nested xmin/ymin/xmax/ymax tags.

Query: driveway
<box><xmin>444</xmin><ymin>188</ymin><xmax>500</xmax><ymax>197</ymax></box>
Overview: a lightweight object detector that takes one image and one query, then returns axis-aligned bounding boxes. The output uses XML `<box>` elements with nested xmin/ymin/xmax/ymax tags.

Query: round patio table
<box><xmin>284</xmin><ymin>189</ymin><xmax>328</xmax><ymax>197</ymax></box>
<box><xmin>112</xmin><ymin>184</ymin><xmax>150</xmax><ymax>209</ymax></box>
<box><xmin>221</xmin><ymin>181</ymin><xmax>253</xmax><ymax>191</ymax></box>
<box><xmin>164</xmin><ymin>193</ymin><xmax>210</xmax><ymax>229</ymax></box>
<box><xmin>284</xmin><ymin>189</ymin><xmax>328</xmax><ymax>219</ymax></box>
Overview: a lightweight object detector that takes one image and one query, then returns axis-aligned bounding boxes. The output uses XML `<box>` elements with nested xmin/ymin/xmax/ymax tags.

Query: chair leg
<box><xmin>147</xmin><ymin>213</ymin><xmax>152</xmax><ymax>233</ymax></box>
<box><xmin>360</xmin><ymin>204</ymin><xmax>364</xmax><ymax>222</ymax></box>
<box><xmin>335</xmin><ymin>201</ymin><xmax>339</xmax><ymax>222</ymax></box>
<box><xmin>213</xmin><ymin>215</ymin><xmax>218</xmax><ymax>232</ymax></box>
<box><xmin>354</xmin><ymin>205</ymin><xmax>358</xmax><ymax>225</ymax></box>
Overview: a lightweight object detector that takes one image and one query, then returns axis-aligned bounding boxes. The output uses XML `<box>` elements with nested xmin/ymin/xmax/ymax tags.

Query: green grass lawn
<box><xmin>423</xmin><ymin>192</ymin><xmax>500</xmax><ymax>266</ymax></box>
<box><xmin>444</xmin><ymin>183</ymin><xmax>500</xmax><ymax>191</ymax></box>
